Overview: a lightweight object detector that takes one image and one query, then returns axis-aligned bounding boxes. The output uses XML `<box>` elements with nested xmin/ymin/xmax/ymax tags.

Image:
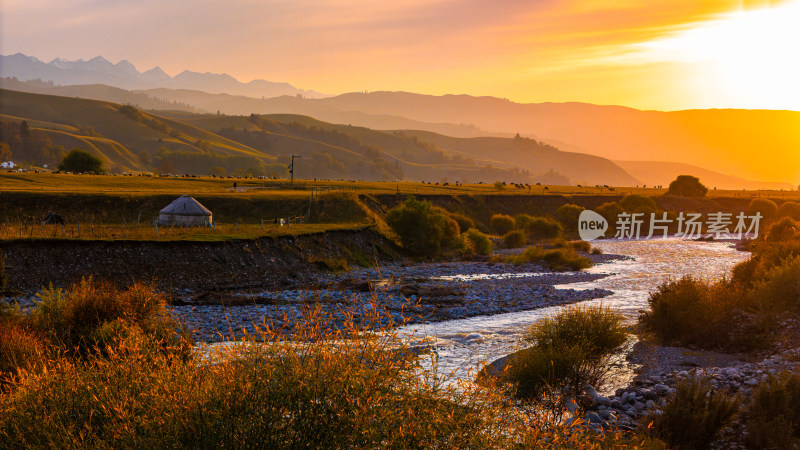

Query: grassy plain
<box><xmin>6</xmin><ymin>171</ymin><xmax>799</xmax><ymax>198</ymax></box>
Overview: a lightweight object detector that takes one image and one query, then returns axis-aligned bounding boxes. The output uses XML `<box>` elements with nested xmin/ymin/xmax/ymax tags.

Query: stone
<box><xmin>654</xmin><ymin>383</ymin><xmax>670</xmax><ymax>396</ymax></box>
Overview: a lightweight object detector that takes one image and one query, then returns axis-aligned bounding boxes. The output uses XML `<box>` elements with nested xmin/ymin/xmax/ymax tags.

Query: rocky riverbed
<box><xmin>169</xmin><ymin>253</ymin><xmax>619</xmax><ymax>342</ymax></box>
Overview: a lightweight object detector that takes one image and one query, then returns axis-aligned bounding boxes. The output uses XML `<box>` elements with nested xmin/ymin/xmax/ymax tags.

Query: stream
<box><xmin>395</xmin><ymin>239</ymin><xmax>750</xmax><ymax>390</ymax></box>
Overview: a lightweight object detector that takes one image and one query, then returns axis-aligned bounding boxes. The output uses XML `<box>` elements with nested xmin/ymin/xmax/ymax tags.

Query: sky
<box><xmin>2</xmin><ymin>0</ymin><xmax>799</xmax><ymax>111</ymax></box>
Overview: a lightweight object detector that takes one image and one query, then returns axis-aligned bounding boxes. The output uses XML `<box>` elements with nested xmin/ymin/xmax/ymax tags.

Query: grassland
<box><xmin>3</xmin><ymin>172</ymin><xmax>799</xmax><ymax>243</ymax></box>
<box><xmin>6</xmin><ymin>171</ymin><xmax>799</xmax><ymax>198</ymax></box>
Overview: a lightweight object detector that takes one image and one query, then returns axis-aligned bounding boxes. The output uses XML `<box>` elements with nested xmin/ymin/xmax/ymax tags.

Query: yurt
<box><xmin>157</xmin><ymin>195</ymin><xmax>212</xmax><ymax>226</ymax></box>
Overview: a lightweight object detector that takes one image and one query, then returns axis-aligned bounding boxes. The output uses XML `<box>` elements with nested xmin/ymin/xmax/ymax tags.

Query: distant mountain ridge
<box><xmin>0</xmin><ymin>53</ymin><xmax>327</xmax><ymax>100</ymax></box>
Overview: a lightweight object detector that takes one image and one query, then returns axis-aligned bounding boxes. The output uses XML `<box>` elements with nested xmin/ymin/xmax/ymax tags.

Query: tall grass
<box><xmin>644</xmin><ymin>375</ymin><xmax>740</xmax><ymax>450</ymax></box>
<box><xmin>745</xmin><ymin>371</ymin><xmax>800</xmax><ymax>449</ymax></box>
<box><xmin>0</xmin><ymin>281</ymin><xmax>629</xmax><ymax>448</ymax></box>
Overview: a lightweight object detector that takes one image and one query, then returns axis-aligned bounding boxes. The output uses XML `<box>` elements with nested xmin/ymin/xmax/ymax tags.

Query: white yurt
<box><xmin>157</xmin><ymin>195</ymin><xmax>212</xmax><ymax>226</ymax></box>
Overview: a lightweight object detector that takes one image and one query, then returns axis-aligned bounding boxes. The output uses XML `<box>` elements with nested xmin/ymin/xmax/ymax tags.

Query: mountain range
<box><xmin>0</xmin><ymin>53</ymin><xmax>326</xmax><ymax>100</ymax></box>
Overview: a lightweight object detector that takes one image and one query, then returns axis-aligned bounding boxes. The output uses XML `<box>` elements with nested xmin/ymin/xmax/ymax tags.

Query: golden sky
<box><xmin>2</xmin><ymin>0</ymin><xmax>799</xmax><ymax>111</ymax></box>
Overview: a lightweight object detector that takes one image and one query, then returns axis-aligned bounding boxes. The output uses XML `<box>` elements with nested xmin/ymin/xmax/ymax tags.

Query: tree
<box><xmin>668</xmin><ymin>175</ymin><xmax>708</xmax><ymax>197</ymax></box>
<box><xmin>386</xmin><ymin>196</ymin><xmax>460</xmax><ymax>257</ymax></box>
<box><xmin>58</xmin><ymin>149</ymin><xmax>105</xmax><ymax>174</ymax></box>
<box><xmin>0</xmin><ymin>142</ymin><xmax>11</xmax><ymax>161</ymax></box>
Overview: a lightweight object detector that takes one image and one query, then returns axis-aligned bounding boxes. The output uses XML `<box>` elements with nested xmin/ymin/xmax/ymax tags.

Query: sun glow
<box><xmin>630</xmin><ymin>0</ymin><xmax>800</xmax><ymax>110</ymax></box>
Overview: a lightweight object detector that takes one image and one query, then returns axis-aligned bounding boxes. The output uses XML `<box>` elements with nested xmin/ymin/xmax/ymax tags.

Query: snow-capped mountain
<box><xmin>0</xmin><ymin>53</ymin><xmax>325</xmax><ymax>99</ymax></box>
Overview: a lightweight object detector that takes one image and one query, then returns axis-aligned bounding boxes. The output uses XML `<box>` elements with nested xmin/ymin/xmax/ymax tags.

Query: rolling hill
<box><xmin>0</xmin><ymin>88</ymin><xmax>640</xmax><ymax>185</ymax></box>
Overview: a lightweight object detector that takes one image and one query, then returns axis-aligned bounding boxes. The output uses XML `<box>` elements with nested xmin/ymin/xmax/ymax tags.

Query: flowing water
<box><xmin>396</xmin><ymin>239</ymin><xmax>750</xmax><ymax>389</ymax></box>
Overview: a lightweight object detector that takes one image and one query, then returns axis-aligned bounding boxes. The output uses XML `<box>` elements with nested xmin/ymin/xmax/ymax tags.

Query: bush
<box><xmin>555</xmin><ymin>204</ymin><xmax>584</xmax><ymax>230</ymax></box>
<box><xmin>667</xmin><ymin>175</ymin><xmax>708</xmax><ymax>197</ymax></box>
<box><xmin>502</xmin><ymin>230</ymin><xmax>526</xmax><ymax>248</ymax></box>
<box><xmin>504</xmin><ymin>305</ymin><xmax>626</xmax><ymax>399</ymax></box>
<box><xmin>33</xmin><ymin>278</ymin><xmax>186</xmax><ymax>355</ymax></box>
<box><xmin>513</xmin><ymin>214</ymin><xmax>535</xmax><ymax>230</ymax></box>
<box><xmin>620</xmin><ymin>194</ymin><xmax>658</xmax><ymax>213</ymax></box>
<box><xmin>778</xmin><ymin>201</ymin><xmax>800</xmax><ymax>220</ymax></box>
<box><xmin>58</xmin><ymin>148</ymin><xmax>105</xmax><ymax>174</ymax></box>
<box><xmin>506</xmin><ymin>246</ymin><xmax>591</xmax><ymax>271</ymax></box>
<box><xmin>464</xmin><ymin>229</ymin><xmax>493</xmax><ymax>256</ymax></box>
<box><xmin>524</xmin><ymin>217</ymin><xmax>563</xmax><ymax>241</ymax></box>
<box><xmin>766</xmin><ymin>217</ymin><xmax>800</xmax><ymax>242</ymax></box>
<box><xmin>386</xmin><ymin>196</ymin><xmax>460</xmax><ymax>257</ymax></box>
<box><xmin>646</xmin><ymin>375</ymin><xmax>740</xmax><ymax>450</ymax></box>
<box><xmin>489</xmin><ymin>214</ymin><xmax>515</xmax><ymax>235</ymax></box>
<box><xmin>748</xmin><ymin>255</ymin><xmax>800</xmax><ymax>312</ymax></box>
<box><xmin>745</xmin><ymin>371</ymin><xmax>800</xmax><ymax>449</ymax></box>
<box><xmin>449</xmin><ymin>212</ymin><xmax>475</xmax><ymax>232</ymax></box>
<box><xmin>596</xmin><ymin>201</ymin><xmax>624</xmax><ymax>234</ymax></box>
<box><xmin>525</xmin><ymin>305</ymin><xmax>627</xmax><ymax>356</ymax></box>
<box><xmin>552</xmin><ymin>239</ymin><xmax>591</xmax><ymax>252</ymax></box>
<box><xmin>747</xmin><ymin>198</ymin><xmax>779</xmax><ymax>223</ymax></box>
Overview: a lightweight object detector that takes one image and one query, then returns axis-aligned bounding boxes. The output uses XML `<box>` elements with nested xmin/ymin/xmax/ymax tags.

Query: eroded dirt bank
<box><xmin>1</xmin><ymin>228</ymin><xmax>400</xmax><ymax>294</ymax></box>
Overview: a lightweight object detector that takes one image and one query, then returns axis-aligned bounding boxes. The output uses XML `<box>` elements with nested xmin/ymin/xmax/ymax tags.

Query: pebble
<box><xmin>167</xmin><ymin>259</ymin><xmax>614</xmax><ymax>342</ymax></box>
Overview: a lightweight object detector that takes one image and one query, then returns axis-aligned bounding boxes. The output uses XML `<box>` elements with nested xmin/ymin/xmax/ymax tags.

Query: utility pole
<box><xmin>289</xmin><ymin>154</ymin><xmax>302</xmax><ymax>188</ymax></box>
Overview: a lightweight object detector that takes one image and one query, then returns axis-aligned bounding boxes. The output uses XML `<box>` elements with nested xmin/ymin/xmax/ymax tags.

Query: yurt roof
<box><xmin>160</xmin><ymin>195</ymin><xmax>212</xmax><ymax>216</ymax></box>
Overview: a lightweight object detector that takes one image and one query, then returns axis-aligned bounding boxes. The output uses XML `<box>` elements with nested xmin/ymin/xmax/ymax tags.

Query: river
<box><xmin>395</xmin><ymin>238</ymin><xmax>750</xmax><ymax>387</ymax></box>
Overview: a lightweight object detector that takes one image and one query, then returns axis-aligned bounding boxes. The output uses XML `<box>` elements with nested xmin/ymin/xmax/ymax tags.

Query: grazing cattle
<box><xmin>42</xmin><ymin>211</ymin><xmax>65</xmax><ymax>225</ymax></box>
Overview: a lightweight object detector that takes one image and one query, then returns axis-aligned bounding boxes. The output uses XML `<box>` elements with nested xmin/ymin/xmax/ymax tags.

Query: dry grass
<box><xmin>0</xmin><ymin>221</ymin><xmax>365</xmax><ymax>242</ymax></box>
<box><xmin>0</xmin><ymin>280</ymin><xmax>639</xmax><ymax>448</ymax></box>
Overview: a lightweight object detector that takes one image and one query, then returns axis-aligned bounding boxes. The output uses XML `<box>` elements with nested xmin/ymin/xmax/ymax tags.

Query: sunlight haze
<box><xmin>2</xmin><ymin>0</ymin><xmax>798</xmax><ymax>111</ymax></box>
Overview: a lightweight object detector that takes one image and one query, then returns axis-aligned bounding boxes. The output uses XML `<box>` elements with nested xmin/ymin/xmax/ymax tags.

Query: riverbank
<box><xmin>0</xmin><ymin>227</ymin><xmax>400</xmax><ymax>294</ymax></box>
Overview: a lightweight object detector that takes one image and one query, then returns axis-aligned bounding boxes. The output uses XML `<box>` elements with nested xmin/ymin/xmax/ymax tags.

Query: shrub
<box><xmin>506</xmin><ymin>246</ymin><xmax>591</xmax><ymax>271</ymax></box>
<box><xmin>386</xmin><ymin>196</ymin><xmax>460</xmax><ymax>257</ymax></box>
<box><xmin>513</xmin><ymin>214</ymin><xmax>535</xmax><ymax>230</ymax></box>
<box><xmin>552</xmin><ymin>239</ymin><xmax>591</xmax><ymax>252</ymax></box>
<box><xmin>524</xmin><ymin>217</ymin><xmax>563</xmax><ymax>241</ymax></box>
<box><xmin>33</xmin><ymin>278</ymin><xmax>186</xmax><ymax>355</ymax></box>
<box><xmin>555</xmin><ymin>204</ymin><xmax>584</xmax><ymax>230</ymax></box>
<box><xmin>748</xmin><ymin>255</ymin><xmax>800</xmax><ymax>312</ymax></box>
<box><xmin>502</xmin><ymin>230</ymin><xmax>526</xmax><ymax>248</ymax></box>
<box><xmin>747</xmin><ymin>198</ymin><xmax>779</xmax><ymax>223</ymax></box>
<box><xmin>766</xmin><ymin>217</ymin><xmax>800</xmax><ymax>242</ymax></box>
<box><xmin>449</xmin><ymin>212</ymin><xmax>475</xmax><ymax>232</ymax></box>
<box><xmin>505</xmin><ymin>305</ymin><xmax>626</xmax><ymax>399</ymax></box>
<box><xmin>58</xmin><ymin>148</ymin><xmax>105</xmax><ymax>174</ymax></box>
<box><xmin>778</xmin><ymin>201</ymin><xmax>800</xmax><ymax>220</ymax></box>
<box><xmin>620</xmin><ymin>194</ymin><xmax>658</xmax><ymax>213</ymax></box>
<box><xmin>745</xmin><ymin>371</ymin><xmax>800</xmax><ymax>449</ymax></box>
<box><xmin>464</xmin><ymin>229</ymin><xmax>492</xmax><ymax>255</ymax></box>
<box><xmin>667</xmin><ymin>175</ymin><xmax>708</xmax><ymax>197</ymax></box>
<box><xmin>525</xmin><ymin>305</ymin><xmax>627</xmax><ymax>356</ymax></box>
<box><xmin>646</xmin><ymin>375</ymin><xmax>740</xmax><ymax>450</ymax></box>
<box><xmin>489</xmin><ymin>214</ymin><xmax>516</xmax><ymax>235</ymax></box>
<box><xmin>596</xmin><ymin>201</ymin><xmax>624</xmax><ymax>234</ymax></box>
